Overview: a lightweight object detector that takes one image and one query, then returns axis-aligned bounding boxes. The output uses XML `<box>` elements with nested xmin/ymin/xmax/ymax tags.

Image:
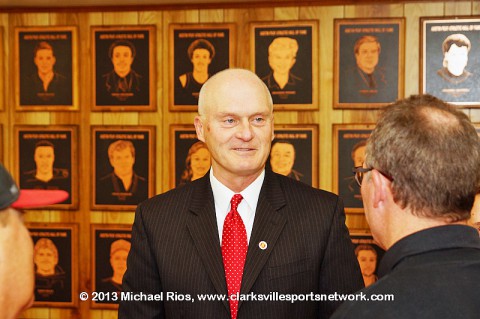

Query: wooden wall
<box><xmin>0</xmin><ymin>1</ymin><xmax>478</xmax><ymax>318</ymax></box>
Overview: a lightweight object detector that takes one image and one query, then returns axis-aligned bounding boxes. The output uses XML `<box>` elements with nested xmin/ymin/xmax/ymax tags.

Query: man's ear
<box><xmin>194</xmin><ymin>116</ymin><xmax>205</xmax><ymax>142</ymax></box>
<box><xmin>371</xmin><ymin>169</ymin><xmax>390</xmax><ymax>209</ymax></box>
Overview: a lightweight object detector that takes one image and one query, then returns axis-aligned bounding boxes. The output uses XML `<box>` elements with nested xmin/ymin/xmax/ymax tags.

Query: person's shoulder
<box><xmin>289</xmin><ymin>72</ymin><xmax>303</xmax><ymax>82</ymax></box>
<box><xmin>134</xmin><ymin>172</ymin><xmax>147</xmax><ymax>182</ymax></box>
<box><xmin>130</xmin><ymin>69</ymin><xmax>143</xmax><ymax>79</ymax></box>
<box><xmin>137</xmin><ymin>177</ymin><xmax>203</xmax><ymax>212</ymax></box>
<box><xmin>271</xmin><ymin>171</ymin><xmax>339</xmax><ymax>203</ymax></box>
<box><xmin>52</xmin><ymin>168</ymin><xmax>69</xmax><ymax>179</ymax></box>
<box><xmin>99</xmin><ymin>172</ymin><xmax>114</xmax><ymax>182</ymax></box>
<box><xmin>22</xmin><ymin>169</ymin><xmax>36</xmax><ymax>177</ymax></box>
<box><xmin>330</xmin><ymin>281</ymin><xmax>392</xmax><ymax>319</ymax></box>
<box><xmin>102</xmin><ymin>70</ymin><xmax>115</xmax><ymax>80</ymax></box>
<box><xmin>54</xmin><ymin>72</ymin><xmax>67</xmax><ymax>81</ymax></box>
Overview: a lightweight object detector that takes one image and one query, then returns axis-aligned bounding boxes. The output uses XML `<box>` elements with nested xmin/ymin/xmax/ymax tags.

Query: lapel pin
<box><xmin>258</xmin><ymin>241</ymin><xmax>268</xmax><ymax>250</ymax></box>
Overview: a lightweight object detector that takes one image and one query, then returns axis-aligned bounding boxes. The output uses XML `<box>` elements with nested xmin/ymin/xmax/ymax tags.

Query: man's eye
<box><xmin>224</xmin><ymin>118</ymin><xmax>235</xmax><ymax>124</ymax></box>
<box><xmin>254</xmin><ymin>117</ymin><xmax>265</xmax><ymax>123</ymax></box>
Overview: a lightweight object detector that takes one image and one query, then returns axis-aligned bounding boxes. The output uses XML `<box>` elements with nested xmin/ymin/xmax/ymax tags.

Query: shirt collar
<box><xmin>209</xmin><ymin>168</ymin><xmax>265</xmax><ymax>214</ymax></box>
<box><xmin>378</xmin><ymin>224</ymin><xmax>480</xmax><ymax>278</ymax></box>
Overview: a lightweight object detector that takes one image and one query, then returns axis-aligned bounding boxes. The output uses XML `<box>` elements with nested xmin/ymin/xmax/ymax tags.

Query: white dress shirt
<box><xmin>210</xmin><ymin>168</ymin><xmax>264</xmax><ymax>245</ymax></box>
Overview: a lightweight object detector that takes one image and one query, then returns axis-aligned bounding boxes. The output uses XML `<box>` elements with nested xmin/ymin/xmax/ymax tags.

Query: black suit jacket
<box><xmin>118</xmin><ymin>169</ymin><xmax>363</xmax><ymax>318</ymax></box>
<box><xmin>331</xmin><ymin>225</ymin><xmax>480</xmax><ymax>319</ymax></box>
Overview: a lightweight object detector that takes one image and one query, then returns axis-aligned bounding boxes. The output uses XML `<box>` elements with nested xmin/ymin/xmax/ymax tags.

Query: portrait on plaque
<box><xmin>15</xmin><ymin>26</ymin><xmax>78</xmax><ymax>110</ymax></box>
<box><xmin>421</xmin><ymin>17</ymin><xmax>480</xmax><ymax>106</ymax></box>
<box><xmin>92</xmin><ymin>26</ymin><xmax>156</xmax><ymax>111</ymax></box>
<box><xmin>334</xmin><ymin>18</ymin><xmax>405</xmax><ymax>108</ymax></box>
<box><xmin>251</xmin><ymin>21</ymin><xmax>318</xmax><ymax>110</ymax></box>
<box><xmin>267</xmin><ymin>125</ymin><xmax>318</xmax><ymax>187</ymax></box>
<box><xmin>92</xmin><ymin>126</ymin><xmax>155</xmax><ymax>210</ymax></box>
<box><xmin>170</xmin><ymin>24</ymin><xmax>235</xmax><ymax>111</ymax></box>
<box><xmin>333</xmin><ymin>124</ymin><xmax>374</xmax><ymax>213</ymax></box>
<box><xmin>170</xmin><ymin>125</ymin><xmax>210</xmax><ymax>188</ymax></box>
<box><xmin>91</xmin><ymin>224</ymin><xmax>132</xmax><ymax>308</ymax></box>
<box><xmin>15</xmin><ymin>126</ymin><xmax>77</xmax><ymax>209</ymax></box>
<box><xmin>28</xmin><ymin>224</ymin><xmax>77</xmax><ymax>307</ymax></box>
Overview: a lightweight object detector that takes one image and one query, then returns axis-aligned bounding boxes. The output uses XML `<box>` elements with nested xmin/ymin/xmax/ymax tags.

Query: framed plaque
<box><xmin>92</xmin><ymin>25</ymin><xmax>156</xmax><ymax>111</ymax></box>
<box><xmin>420</xmin><ymin>17</ymin><xmax>480</xmax><ymax>106</ymax></box>
<box><xmin>169</xmin><ymin>23</ymin><xmax>236</xmax><ymax>111</ymax></box>
<box><xmin>91</xmin><ymin>224</ymin><xmax>132</xmax><ymax>309</ymax></box>
<box><xmin>334</xmin><ymin>18</ymin><xmax>405</xmax><ymax>109</ymax></box>
<box><xmin>269</xmin><ymin>124</ymin><xmax>318</xmax><ymax>187</ymax></box>
<box><xmin>91</xmin><ymin>126</ymin><xmax>155</xmax><ymax>210</ymax></box>
<box><xmin>28</xmin><ymin>224</ymin><xmax>77</xmax><ymax>307</ymax></box>
<box><xmin>14</xmin><ymin>126</ymin><xmax>78</xmax><ymax>210</ymax></box>
<box><xmin>250</xmin><ymin>20</ymin><xmax>318</xmax><ymax>110</ymax></box>
<box><xmin>15</xmin><ymin>26</ymin><xmax>78</xmax><ymax>111</ymax></box>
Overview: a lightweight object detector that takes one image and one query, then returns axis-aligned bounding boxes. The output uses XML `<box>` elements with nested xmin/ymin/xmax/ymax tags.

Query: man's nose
<box><xmin>235</xmin><ymin>119</ymin><xmax>254</xmax><ymax>141</ymax></box>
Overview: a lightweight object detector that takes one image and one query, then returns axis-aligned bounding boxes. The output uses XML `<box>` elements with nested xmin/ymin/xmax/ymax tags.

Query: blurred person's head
<box><xmin>108</xmin><ymin>140</ymin><xmax>135</xmax><ymax>178</ymax></box>
<box><xmin>109</xmin><ymin>239</ymin><xmax>131</xmax><ymax>283</ymax></box>
<box><xmin>442</xmin><ymin>34</ymin><xmax>471</xmax><ymax>76</ymax></box>
<box><xmin>34</xmin><ymin>238</ymin><xmax>58</xmax><ymax>276</ymax></box>
<box><xmin>351</xmin><ymin>140</ymin><xmax>367</xmax><ymax>168</ymax></box>
<box><xmin>109</xmin><ymin>40</ymin><xmax>136</xmax><ymax>78</ymax></box>
<box><xmin>187</xmin><ymin>39</ymin><xmax>215</xmax><ymax>75</ymax></box>
<box><xmin>354</xmin><ymin>35</ymin><xmax>381</xmax><ymax>74</ymax></box>
<box><xmin>34</xmin><ymin>140</ymin><xmax>55</xmax><ymax>178</ymax></box>
<box><xmin>267</xmin><ymin>37</ymin><xmax>299</xmax><ymax>76</ymax></box>
<box><xmin>33</xmin><ymin>41</ymin><xmax>56</xmax><ymax>76</ymax></box>
<box><xmin>270</xmin><ymin>141</ymin><xmax>295</xmax><ymax>176</ymax></box>
<box><xmin>182</xmin><ymin>141</ymin><xmax>211</xmax><ymax>182</ymax></box>
<box><xmin>360</xmin><ymin>94</ymin><xmax>480</xmax><ymax>249</ymax></box>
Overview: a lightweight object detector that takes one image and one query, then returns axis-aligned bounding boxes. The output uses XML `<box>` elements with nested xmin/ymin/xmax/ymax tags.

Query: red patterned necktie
<box><xmin>222</xmin><ymin>194</ymin><xmax>247</xmax><ymax>319</ymax></box>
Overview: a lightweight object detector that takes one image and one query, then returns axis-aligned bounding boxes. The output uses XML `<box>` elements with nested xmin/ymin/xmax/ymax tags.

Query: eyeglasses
<box><xmin>352</xmin><ymin>166</ymin><xmax>393</xmax><ymax>187</ymax></box>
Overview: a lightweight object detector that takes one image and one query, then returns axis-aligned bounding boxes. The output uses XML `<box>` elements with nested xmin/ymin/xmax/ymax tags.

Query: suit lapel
<box><xmin>185</xmin><ymin>174</ymin><xmax>229</xmax><ymax>310</ymax></box>
<box><xmin>240</xmin><ymin>170</ymin><xmax>287</xmax><ymax>300</ymax></box>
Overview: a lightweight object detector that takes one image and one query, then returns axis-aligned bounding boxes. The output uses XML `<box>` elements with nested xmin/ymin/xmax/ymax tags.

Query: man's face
<box><xmin>268</xmin><ymin>49</ymin><xmax>296</xmax><ymax>76</ymax></box>
<box><xmin>112</xmin><ymin>45</ymin><xmax>134</xmax><ymax>76</ymax></box>
<box><xmin>270</xmin><ymin>142</ymin><xmax>295</xmax><ymax>176</ymax></box>
<box><xmin>355</xmin><ymin>41</ymin><xmax>380</xmax><ymax>74</ymax></box>
<box><xmin>34</xmin><ymin>146</ymin><xmax>55</xmax><ymax>175</ymax></box>
<box><xmin>34</xmin><ymin>247</ymin><xmax>58</xmax><ymax>274</ymax></box>
<box><xmin>353</xmin><ymin>145</ymin><xmax>366</xmax><ymax>168</ymax></box>
<box><xmin>34</xmin><ymin>49</ymin><xmax>56</xmax><ymax>75</ymax></box>
<box><xmin>110</xmin><ymin>148</ymin><xmax>135</xmax><ymax>177</ymax></box>
<box><xmin>195</xmin><ymin>80</ymin><xmax>274</xmax><ymax>181</ymax></box>
<box><xmin>357</xmin><ymin>249</ymin><xmax>377</xmax><ymax>277</ymax></box>
<box><xmin>110</xmin><ymin>249</ymin><xmax>129</xmax><ymax>278</ymax></box>
<box><xmin>190</xmin><ymin>147</ymin><xmax>211</xmax><ymax>180</ymax></box>
<box><xmin>445</xmin><ymin>44</ymin><xmax>469</xmax><ymax>76</ymax></box>
<box><xmin>191</xmin><ymin>48</ymin><xmax>212</xmax><ymax>73</ymax></box>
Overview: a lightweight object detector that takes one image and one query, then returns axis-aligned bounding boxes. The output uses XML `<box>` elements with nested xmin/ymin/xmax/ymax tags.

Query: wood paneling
<box><xmin>0</xmin><ymin>2</ymin><xmax>476</xmax><ymax>318</ymax></box>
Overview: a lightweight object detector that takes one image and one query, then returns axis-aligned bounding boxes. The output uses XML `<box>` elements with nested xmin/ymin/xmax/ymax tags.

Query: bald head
<box><xmin>193</xmin><ymin>68</ymin><xmax>275</xmax><ymax>191</ymax></box>
<box><xmin>198</xmin><ymin>68</ymin><xmax>273</xmax><ymax>118</ymax></box>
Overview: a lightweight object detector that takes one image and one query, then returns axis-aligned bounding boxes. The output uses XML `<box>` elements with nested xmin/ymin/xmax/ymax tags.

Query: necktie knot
<box><xmin>230</xmin><ymin>194</ymin><xmax>243</xmax><ymax>211</ymax></box>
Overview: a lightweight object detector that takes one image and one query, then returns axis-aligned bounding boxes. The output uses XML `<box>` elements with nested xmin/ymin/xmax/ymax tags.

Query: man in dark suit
<box><xmin>333</xmin><ymin>94</ymin><xmax>480</xmax><ymax>319</ymax></box>
<box><xmin>119</xmin><ymin>69</ymin><xmax>363</xmax><ymax>319</ymax></box>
